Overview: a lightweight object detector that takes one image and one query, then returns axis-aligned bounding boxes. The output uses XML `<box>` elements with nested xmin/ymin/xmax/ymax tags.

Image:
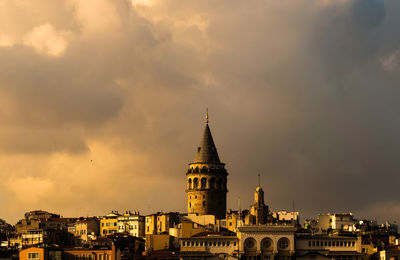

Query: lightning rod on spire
<box><xmin>205</xmin><ymin>108</ymin><xmax>209</xmax><ymax>124</ymax></box>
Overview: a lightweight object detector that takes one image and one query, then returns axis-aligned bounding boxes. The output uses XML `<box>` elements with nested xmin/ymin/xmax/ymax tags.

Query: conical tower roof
<box><xmin>193</xmin><ymin>123</ymin><xmax>221</xmax><ymax>164</ymax></box>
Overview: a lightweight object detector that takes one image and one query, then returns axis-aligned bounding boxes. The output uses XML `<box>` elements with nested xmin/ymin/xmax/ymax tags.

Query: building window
<box><xmin>201</xmin><ymin>178</ymin><xmax>207</xmax><ymax>189</ymax></box>
<box><xmin>209</xmin><ymin>178</ymin><xmax>215</xmax><ymax>189</ymax></box>
<box><xmin>28</xmin><ymin>253</ymin><xmax>40</xmax><ymax>259</ymax></box>
<box><xmin>278</xmin><ymin>238</ymin><xmax>289</xmax><ymax>250</ymax></box>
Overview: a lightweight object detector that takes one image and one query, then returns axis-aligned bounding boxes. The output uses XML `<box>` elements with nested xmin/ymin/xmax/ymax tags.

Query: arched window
<box><xmin>261</xmin><ymin>238</ymin><xmax>273</xmax><ymax>252</ymax></box>
<box><xmin>209</xmin><ymin>177</ymin><xmax>215</xmax><ymax>189</ymax></box>
<box><xmin>278</xmin><ymin>238</ymin><xmax>289</xmax><ymax>250</ymax></box>
<box><xmin>217</xmin><ymin>179</ymin><xmax>222</xmax><ymax>190</ymax></box>
<box><xmin>244</xmin><ymin>238</ymin><xmax>257</xmax><ymax>252</ymax></box>
<box><xmin>193</xmin><ymin>178</ymin><xmax>199</xmax><ymax>189</ymax></box>
<box><xmin>201</xmin><ymin>178</ymin><xmax>207</xmax><ymax>189</ymax></box>
<box><xmin>188</xmin><ymin>178</ymin><xmax>192</xmax><ymax>189</ymax></box>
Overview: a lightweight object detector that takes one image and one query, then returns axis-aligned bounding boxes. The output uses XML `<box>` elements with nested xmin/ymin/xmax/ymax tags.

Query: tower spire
<box><xmin>258</xmin><ymin>173</ymin><xmax>261</xmax><ymax>187</ymax></box>
<box><xmin>205</xmin><ymin>108</ymin><xmax>209</xmax><ymax>124</ymax></box>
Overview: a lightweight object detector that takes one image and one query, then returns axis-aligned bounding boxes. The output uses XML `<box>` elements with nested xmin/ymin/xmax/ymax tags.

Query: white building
<box><xmin>117</xmin><ymin>211</ymin><xmax>145</xmax><ymax>238</ymax></box>
<box><xmin>316</xmin><ymin>213</ymin><xmax>356</xmax><ymax>233</ymax></box>
<box><xmin>179</xmin><ymin>232</ymin><xmax>238</xmax><ymax>260</ymax></box>
<box><xmin>272</xmin><ymin>211</ymin><xmax>300</xmax><ymax>224</ymax></box>
<box><xmin>295</xmin><ymin>234</ymin><xmax>362</xmax><ymax>260</ymax></box>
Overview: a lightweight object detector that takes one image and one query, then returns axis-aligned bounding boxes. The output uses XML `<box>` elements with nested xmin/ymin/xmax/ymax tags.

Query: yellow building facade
<box><xmin>100</xmin><ymin>212</ymin><xmax>120</xmax><ymax>236</ymax></box>
<box><xmin>145</xmin><ymin>212</ymin><xmax>180</xmax><ymax>235</ymax></box>
<box><xmin>19</xmin><ymin>247</ymin><xmax>45</xmax><ymax>260</ymax></box>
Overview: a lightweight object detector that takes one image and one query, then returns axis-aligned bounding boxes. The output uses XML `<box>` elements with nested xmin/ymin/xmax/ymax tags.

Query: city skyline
<box><xmin>1</xmin><ymin>0</ymin><xmax>400</xmax><ymax>226</ymax></box>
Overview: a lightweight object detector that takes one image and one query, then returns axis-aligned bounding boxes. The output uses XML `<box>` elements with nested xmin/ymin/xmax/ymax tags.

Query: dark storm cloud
<box><xmin>0</xmin><ymin>0</ymin><xmax>400</xmax><ymax>224</ymax></box>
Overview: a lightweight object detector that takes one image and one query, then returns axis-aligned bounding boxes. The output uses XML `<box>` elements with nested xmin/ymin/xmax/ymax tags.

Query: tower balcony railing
<box><xmin>185</xmin><ymin>187</ymin><xmax>228</xmax><ymax>192</ymax></box>
<box><xmin>186</xmin><ymin>167</ymin><xmax>228</xmax><ymax>174</ymax></box>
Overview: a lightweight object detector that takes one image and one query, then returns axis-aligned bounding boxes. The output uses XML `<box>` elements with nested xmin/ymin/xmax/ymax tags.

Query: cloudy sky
<box><xmin>1</xmin><ymin>0</ymin><xmax>400</xmax><ymax>224</ymax></box>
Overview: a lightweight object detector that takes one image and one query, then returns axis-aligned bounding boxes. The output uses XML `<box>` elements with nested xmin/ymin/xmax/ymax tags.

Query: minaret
<box><xmin>186</xmin><ymin>111</ymin><xmax>228</xmax><ymax>219</ymax></box>
<box><xmin>250</xmin><ymin>183</ymin><xmax>269</xmax><ymax>224</ymax></box>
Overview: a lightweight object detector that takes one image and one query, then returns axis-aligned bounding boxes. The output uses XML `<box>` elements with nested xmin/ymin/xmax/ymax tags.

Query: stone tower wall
<box><xmin>186</xmin><ymin>164</ymin><xmax>228</xmax><ymax>219</ymax></box>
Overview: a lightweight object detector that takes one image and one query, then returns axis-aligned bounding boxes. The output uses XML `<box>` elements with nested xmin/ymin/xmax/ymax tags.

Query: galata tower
<box><xmin>186</xmin><ymin>112</ymin><xmax>228</xmax><ymax>219</ymax></box>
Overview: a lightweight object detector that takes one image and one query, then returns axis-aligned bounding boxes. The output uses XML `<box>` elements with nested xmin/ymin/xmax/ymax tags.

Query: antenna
<box><xmin>238</xmin><ymin>196</ymin><xmax>242</xmax><ymax>228</ymax></box>
<box><xmin>293</xmin><ymin>200</ymin><xmax>295</xmax><ymax>226</ymax></box>
<box><xmin>258</xmin><ymin>173</ymin><xmax>261</xmax><ymax>187</ymax></box>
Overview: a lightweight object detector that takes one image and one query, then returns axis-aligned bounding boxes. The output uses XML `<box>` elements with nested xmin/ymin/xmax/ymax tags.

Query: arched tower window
<box><xmin>209</xmin><ymin>177</ymin><xmax>215</xmax><ymax>189</ymax></box>
<box><xmin>193</xmin><ymin>178</ymin><xmax>199</xmax><ymax>189</ymax></box>
<box><xmin>217</xmin><ymin>179</ymin><xmax>222</xmax><ymax>190</ymax></box>
<box><xmin>201</xmin><ymin>178</ymin><xmax>207</xmax><ymax>189</ymax></box>
<box><xmin>188</xmin><ymin>178</ymin><xmax>192</xmax><ymax>189</ymax></box>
